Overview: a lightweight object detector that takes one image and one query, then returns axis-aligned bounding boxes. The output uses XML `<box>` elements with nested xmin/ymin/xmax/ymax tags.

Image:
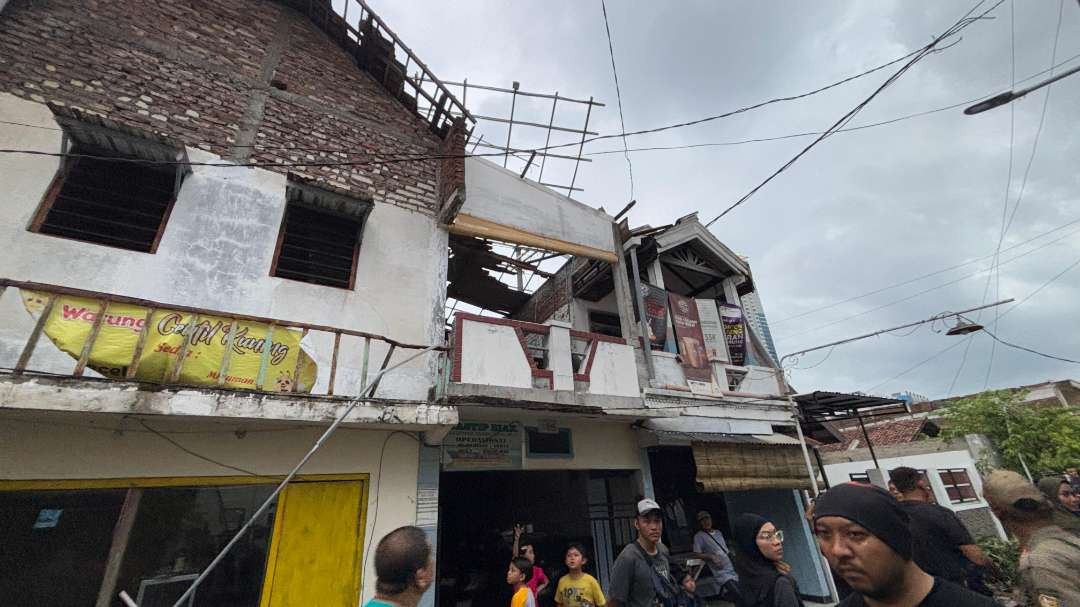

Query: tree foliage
<box><xmin>939</xmin><ymin>389</ymin><xmax>1080</xmax><ymax>476</ymax></box>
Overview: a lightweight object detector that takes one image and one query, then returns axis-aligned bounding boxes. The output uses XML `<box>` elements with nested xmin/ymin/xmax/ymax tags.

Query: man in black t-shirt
<box><xmin>813</xmin><ymin>483</ymin><xmax>994</xmax><ymax>607</ymax></box>
<box><xmin>888</xmin><ymin>467</ymin><xmax>989</xmax><ymax>588</ymax></box>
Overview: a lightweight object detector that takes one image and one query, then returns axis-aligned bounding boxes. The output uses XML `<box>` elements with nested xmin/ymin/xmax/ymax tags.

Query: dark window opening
<box><xmin>588</xmin><ymin>310</ymin><xmax>623</xmax><ymax>338</ymax></box>
<box><xmin>32</xmin><ymin>146</ymin><xmax>179</xmax><ymax>252</ymax></box>
<box><xmin>849</xmin><ymin>472</ymin><xmax>871</xmax><ymax>484</ymax></box>
<box><xmin>271</xmin><ymin>204</ymin><xmax>363</xmax><ymax>290</ymax></box>
<box><xmin>525</xmin><ymin>427</ymin><xmax>573</xmax><ymax>458</ymax></box>
<box><xmin>938</xmin><ymin>468</ymin><xmax>978</xmax><ymax>503</ymax></box>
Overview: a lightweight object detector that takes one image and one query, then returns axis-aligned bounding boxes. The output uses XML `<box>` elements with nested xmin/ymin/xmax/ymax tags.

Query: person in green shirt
<box><xmin>555</xmin><ymin>543</ymin><xmax>606</xmax><ymax>607</ymax></box>
<box><xmin>366</xmin><ymin>526</ymin><xmax>435</xmax><ymax>607</ymax></box>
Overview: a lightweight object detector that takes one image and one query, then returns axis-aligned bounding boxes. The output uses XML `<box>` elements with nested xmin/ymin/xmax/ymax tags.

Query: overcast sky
<box><xmin>371</xmin><ymin>0</ymin><xmax>1080</xmax><ymax>400</ymax></box>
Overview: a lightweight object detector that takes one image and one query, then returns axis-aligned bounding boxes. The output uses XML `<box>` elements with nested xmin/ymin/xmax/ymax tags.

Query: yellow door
<box><xmin>260</xmin><ymin>480</ymin><xmax>366</xmax><ymax>607</ymax></box>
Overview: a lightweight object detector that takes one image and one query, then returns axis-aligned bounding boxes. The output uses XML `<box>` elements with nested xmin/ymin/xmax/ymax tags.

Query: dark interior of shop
<box><xmin>437</xmin><ymin>470</ymin><xmax>635</xmax><ymax>607</ymax></box>
<box><xmin>647</xmin><ymin>446</ymin><xmax>733</xmax><ymax>553</ymax></box>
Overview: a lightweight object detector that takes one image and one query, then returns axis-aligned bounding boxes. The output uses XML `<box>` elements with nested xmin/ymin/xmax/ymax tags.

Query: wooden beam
<box><xmin>449</xmin><ymin>213</ymin><xmax>618</xmax><ymax>263</ymax></box>
<box><xmin>660</xmin><ymin>255</ymin><xmax>727</xmax><ymax>279</ymax></box>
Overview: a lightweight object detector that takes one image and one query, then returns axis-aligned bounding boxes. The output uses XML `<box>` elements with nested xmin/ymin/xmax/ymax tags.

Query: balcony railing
<box><xmin>0</xmin><ymin>279</ymin><xmax>444</xmax><ymax>398</ymax></box>
<box><xmin>449</xmin><ymin>313</ymin><xmax>641</xmax><ymax>399</ymax></box>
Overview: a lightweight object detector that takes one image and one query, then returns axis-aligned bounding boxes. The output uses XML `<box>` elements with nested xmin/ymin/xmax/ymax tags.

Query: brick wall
<box><xmin>0</xmin><ymin>0</ymin><xmax>453</xmax><ymax>216</ymax></box>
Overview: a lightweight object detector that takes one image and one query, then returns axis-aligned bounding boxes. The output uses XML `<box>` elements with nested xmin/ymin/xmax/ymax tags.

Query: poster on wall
<box><xmin>640</xmin><ymin>283</ymin><xmax>669</xmax><ymax>349</ymax></box>
<box><xmin>695</xmin><ymin>299</ymin><xmax>728</xmax><ymax>363</ymax></box>
<box><xmin>668</xmin><ymin>293</ymin><xmax>715</xmax><ymax>390</ymax></box>
<box><xmin>720</xmin><ymin>303</ymin><xmax>747</xmax><ymax>366</ymax></box>
<box><xmin>442</xmin><ymin>421</ymin><xmax>522</xmax><ymax>471</ymax></box>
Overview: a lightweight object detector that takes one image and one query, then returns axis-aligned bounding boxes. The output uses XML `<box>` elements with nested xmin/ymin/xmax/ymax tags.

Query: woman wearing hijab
<box><xmin>1037</xmin><ymin>475</ymin><xmax>1080</xmax><ymax>535</ymax></box>
<box><xmin>731</xmin><ymin>513</ymin><xmax>802</xmax><ymax>607</ymax></box>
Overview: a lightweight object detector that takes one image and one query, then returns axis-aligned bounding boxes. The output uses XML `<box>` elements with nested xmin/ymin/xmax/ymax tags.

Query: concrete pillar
<box><xmin>416</xmin><ymin>445</ymin><xmax>441</xmax><ymax>607</ymax></box>
<box><xmin>545</xmin><ymin>319</ymin><xmax>574</xmax><ymax>391</ymax></box>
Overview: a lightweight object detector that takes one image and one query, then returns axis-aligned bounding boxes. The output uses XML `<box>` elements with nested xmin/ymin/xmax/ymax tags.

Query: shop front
<box><xmin>641</xmin><ymin>430</ymin><xmax>833</xmax><ymax>603</ymax></box>
<box><xmin>434</xmin><ymin>416</ymin><xmax>644</xmax><ymax>607</ymax></box>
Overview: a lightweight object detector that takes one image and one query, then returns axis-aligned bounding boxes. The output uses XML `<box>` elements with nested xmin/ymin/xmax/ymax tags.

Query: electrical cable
<box><xmin>770</xmin><ymin>215</ymin><xmax>1080</xmax><ymax>325</ymax></box>
<box><xmin>600</xmin><ymin>0</ymin><xmax>634</xmax><ymax>200</ymax></box>
<box><xmin>138</xmin><ymin>418</ymin><xmax>266</xmax><ymax>477</ymax></box>
<box><xmin>704</xmin><ymin>0</ymin><xmax>1002</xmax><ymax>227</ymax></box>
<box><xmin>983</xmin><ymin>0</ymin><xmax>1065</xmax><ymax>389</ymax></box>
<box><xmin>359</xmin><ymin>430</ymin><xmax>421</xmax><ymax>599</ymax></box>
<box><xmin>775</xmin><ymin>223</ymin><xmax>1080</xmax><ymax>342</ymax></box>
<box><xmin>979</xmin><ymin>326</ymin><xmax>1080</xmax><ymax>364</ymax></box>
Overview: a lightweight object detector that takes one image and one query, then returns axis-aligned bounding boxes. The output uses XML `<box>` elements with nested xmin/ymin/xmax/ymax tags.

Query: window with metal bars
<box><xmin>938</xmin><ymin>468</ymin><xmax>978</xmax><ymax>503</ymax></box>
<box><xmin>270</xmin><ymin>182</ymin><xmax>371</xmax><ymax>290</ymax></box>
<box><xmin>30</xmin><ymin>142</ymin><xmax>181</xmax><ymax>253</ymax></box>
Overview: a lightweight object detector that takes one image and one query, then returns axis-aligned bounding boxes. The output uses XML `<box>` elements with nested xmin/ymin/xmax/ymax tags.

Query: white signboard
<box><xmin>695</xmin><ymin>299</ymin><xmax>728</xmax><ymax>363</ymax></box>
<box><xmin>443</xmin><ymin>421</ymin><xmax>522</xmax><ymax>471</ymax></box>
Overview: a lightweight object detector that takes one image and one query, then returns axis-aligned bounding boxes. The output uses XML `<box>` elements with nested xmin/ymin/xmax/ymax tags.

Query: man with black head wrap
<box><xmin>812</xmin><ymin>483</ymin><xmax>994</xmax><ymax>606</ymax></box>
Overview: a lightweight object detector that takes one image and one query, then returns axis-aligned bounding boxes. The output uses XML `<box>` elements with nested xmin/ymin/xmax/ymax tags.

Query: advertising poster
<box><xmin>695</xmin><ymin>298</ymin><xmax>728</xmax><ymax>363</ymax></box>
<box><xmin>640</xmin><ymin>283</ymin><xmax>669</xmax><ymax>349</ymax></box>
<box><xmin>442</xmin><ymin>421</ymin><xmax>522</xmax><ymax>471</ymax></box>
<box><xmin>20</xmin><ymin>290</ymin><xmax>317</xmax><ymax>392</ymax></box>
<box><xmin>720</xmin><ymin>303</ymin><xmax>747</xmax><ymax>366</ymax></box>
<box><xmin>668</xmin><ymin>292</ymin><xmax>713</xmax><ymax>385</ymax></box>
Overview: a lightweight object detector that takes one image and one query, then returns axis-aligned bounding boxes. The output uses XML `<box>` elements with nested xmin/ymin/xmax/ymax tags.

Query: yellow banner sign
<box><xmin>22</xmin><ymin>290</ymin><xmax>318</xmax><ymax>392</ymax></box>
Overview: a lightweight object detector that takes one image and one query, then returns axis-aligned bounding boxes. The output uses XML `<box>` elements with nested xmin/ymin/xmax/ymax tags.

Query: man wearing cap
<box><xmin>609</xmin><ymin>498</ymin><xmax>695</xmax><ymax>607</ymax></box>
<box><xmin>691</xmin><ymin>510</ymin><xmax>740</xmax><ymax>604</ymax></box>
<box><xmin>983</xmin><ymin>469</ymin><xmax>1080</xmax><ymax>607</ymax></box>
<box><xmin>813</xmin><ymin>483</ymin><xmax>994</xmax><ymax>606</ymax></box>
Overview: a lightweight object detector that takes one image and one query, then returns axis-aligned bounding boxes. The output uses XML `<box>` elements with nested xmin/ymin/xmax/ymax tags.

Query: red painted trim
<box><xmin>451</xmin><ymin>314</ymin><xmax>464</xmax><ymax>382</ymax></box>
<box><xmin>453</xmin><ymin>312</ymin><xmax>552</xmax><ymax>384</ymax></box>
<box><xmin>532</xmin><ymin>369</ymin><xmax>554</xmax><ymax>379</ymax></box>
<box><xmin>569</xmin><ymin>329</ymin><xmax>625</xmax><ymax>345</ymax></box>
<box><xmin>582</xmin><ymin>338</ymin><xmax>600</xmax><ymax>379</ymax></box>
<box><xmin>455</xmin><ymin>312</ymin><xmax>549</xmax><ymax>334</ymax></box>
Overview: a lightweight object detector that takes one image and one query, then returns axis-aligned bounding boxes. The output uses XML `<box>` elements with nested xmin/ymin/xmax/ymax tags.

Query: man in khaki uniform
<box><xmin>983</xmin><ymin>470</ymin><xmax>1080</xmax><ymax>607</ymax></box>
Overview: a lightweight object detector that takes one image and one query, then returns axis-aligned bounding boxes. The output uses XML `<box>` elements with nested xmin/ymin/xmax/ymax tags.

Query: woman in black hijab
<box><xmin>731</xmin><ymin>513</ymin><xmax>802</xmax><ymax>607</ymax></box>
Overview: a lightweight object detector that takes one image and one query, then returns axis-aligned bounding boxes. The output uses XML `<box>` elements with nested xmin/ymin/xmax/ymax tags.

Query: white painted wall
<box><xmin>458</xmin><ymin>320</ymin><xmax>533</xmax><ymax>388</ymax></box>
<box><xmin>824</xmin><ymin>449</ymin><xmax>992</xmax><ymax>513</ymax></box>
<box><xmin>0</xmin><ymin>411</ymin><xmax>420</xmax><ymax>604</ymax></box>
<box><xmin>522</xmin><ymin>418</ymin><xmax>642</xmax><ymax>471</ymax></box>
<box><xmin>463</xmin><ymin>157</ymin><xmax>615</xmax><ymax>254</ymax></box>
<box><xmin>587</xmin><ymin>341</ymin><xmax>640</xmax><ymax>397</ymax></box>
<box><xmin>0</xmin><ymin>95</ymin><xmax>446</xmax><ymax>400</ymax></box>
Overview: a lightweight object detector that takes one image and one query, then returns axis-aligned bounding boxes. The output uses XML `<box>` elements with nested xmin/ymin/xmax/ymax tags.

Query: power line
<box><xmin>771</xmin><ymin>215</ymin><xmax>1080</xmax><ymax>326</ymax></box>
<box><xmin>600</xmin><ymin>0</ymin><xmax>634</xmax><ymax>200</ymax></box>
<box><xmin>775</xmin><ymin>223</ymin><xmax>1080</xmax><ymax>343</ymax></box>
<box><xmin>704</xmin><ymin>0</ymin><xmax>1003</xmax><ymax>227</ymax></box>
<box><xmin>138</xmin><ymin>419</ymin><xmax>265</xmax><ymax>477</ymax></box>
<box><xmin>980</xmin><ymin>326</ymin><xmax>1080</xmax><ymax>364</ymax></box>
<box><xmin>985</xmin><ymin>0</ymin><xmax>1065</xmax><ymax>389</ymax></box>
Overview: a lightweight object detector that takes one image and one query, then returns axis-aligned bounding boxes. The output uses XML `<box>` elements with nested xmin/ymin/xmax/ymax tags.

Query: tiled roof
<box><xmin>817</xmin><ymin>417</ymin><xmax>927</xmax><ymax>452</ymax></box>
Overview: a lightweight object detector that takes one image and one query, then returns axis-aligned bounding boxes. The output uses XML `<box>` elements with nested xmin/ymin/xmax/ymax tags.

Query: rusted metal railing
<box><xmin>0</xmin><ymin>278</ymin><xmax>444</xmax><ymax>398</ymax></box>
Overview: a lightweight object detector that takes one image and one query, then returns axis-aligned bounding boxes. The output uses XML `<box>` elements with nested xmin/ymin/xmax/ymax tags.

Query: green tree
<box><xmin>939</xmin><ymin>389</ymin><xmax>1080</xmax><ymax>476</ymax></box>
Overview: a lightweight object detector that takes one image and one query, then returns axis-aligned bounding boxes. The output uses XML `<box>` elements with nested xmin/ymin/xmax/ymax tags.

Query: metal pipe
<box><xmin>168</xmin><ymin>344</ymin><xmax>441</xmax><ymax>607</ymax></box>
<box><xmin>778</xmin><ymin>299</ymin><xmax>1014</xmax><ymax>366</ymax></box>
<box><xmin>855</xmin><ymin>411</ymin><xmax>882</xmax><ymax>473</ymax></box>
<box><xmin>569</xmin><ymin>97</ymin><xmax>594</xmax><ymax>193</ymax></box>
<box><xmin>628</xmin><ymin>245</ymin><xmax>655</xmax><ymax>381</ymax></box>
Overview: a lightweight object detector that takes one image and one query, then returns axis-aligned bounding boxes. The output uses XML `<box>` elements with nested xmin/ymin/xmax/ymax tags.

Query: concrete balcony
<box><xmin>445</xmin><ymin>313</ymin><xmax>644</xmax><ymax>411</ymax></box>
<box><xmin>0</xmin><ymin>279</ymin><xmax>456</xmax><ymax>430</ymax></box>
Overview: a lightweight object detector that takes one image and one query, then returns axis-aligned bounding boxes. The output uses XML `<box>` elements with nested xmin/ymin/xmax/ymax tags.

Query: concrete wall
<box><xmin>462</xmin><ymin>157</ymin><xmax>615</xmax><ymax>254</ymax></box>
<box><xmin>0</xmin><ymin>410</ymin><xmax>421</xmax><ymax>604</ymax></box>
<box><xmin>723</xmin><ymin>489</ymin><xmax>830</xmax><ymax>600</ymax></box>
<box><xmin>457</xmin><ymin>320</ymin><xmax>533</xmax><ymax>388</ymax></box>
<box><xmin>823</xmin><ymin>448</ymin><xmax>997</xmax><ymax>516</ymax></box>
<box><xmin>523</xmin><ymin>418</ymin><xmax>641</xmax><ymax>471</ymax></box>
<box><xmin>586</xmin><ymin>341</ymin><xmax>640</xmax><ymax>398</ymax></box>
<box><xmin>0</xmin><ymin>95</ymin><xmax>446</xmax><ymax>400</ymax></box>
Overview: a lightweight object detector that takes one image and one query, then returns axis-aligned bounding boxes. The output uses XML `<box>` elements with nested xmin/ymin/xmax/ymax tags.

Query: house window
<box><xmin>849</xmin><ymin>473</ymin><xmax>871</xmax><ymax>484</ymax></box>
<box><xmin>270</xmin><ymin>181</ymin><xmax>372</xmax><ymax>290</ymax></box>
<box><xmin>30</xmin><ymin>119</ymin><xmax>185</xmax><ymax>253</ymax></box>
<box><xmin>938</xmin><ymin>468</ymin><xmax>978</xmax><ymax>503</ymax></box>
<box><xmin>526</xmin><ymin>427</ymin><xmax>573</xmax><ymax>458</ymax></box>
<box><xmin>588</xmin><ymin>311</ymin><xmax>623</xmax><ymax>338</ymax></box>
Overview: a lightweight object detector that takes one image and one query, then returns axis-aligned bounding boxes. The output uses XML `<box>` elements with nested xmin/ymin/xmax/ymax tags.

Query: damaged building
<box><xmin>0</xmin><ymin>1</ymin><xmax>833</xmax><ymax>606</ymax></box>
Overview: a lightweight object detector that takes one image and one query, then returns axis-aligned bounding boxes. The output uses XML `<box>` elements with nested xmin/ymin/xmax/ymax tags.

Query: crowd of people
<box><xmin>364</xmin><ymin>468</ymin><xmax>1080</xmax><ymax>607</ymax></box>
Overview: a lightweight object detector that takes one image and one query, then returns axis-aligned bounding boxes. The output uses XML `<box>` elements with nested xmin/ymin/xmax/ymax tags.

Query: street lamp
<box><xmin>964</xmin><ymin>63</ymin><xmax>1080</xmax><ymax>115</ymax></box>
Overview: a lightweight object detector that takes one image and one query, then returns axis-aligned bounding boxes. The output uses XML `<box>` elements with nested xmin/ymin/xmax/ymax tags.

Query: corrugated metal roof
<box><xmin>649</xmin><ymin>430</ymin><xmax>801</xmax><ymax>446</ymax></box>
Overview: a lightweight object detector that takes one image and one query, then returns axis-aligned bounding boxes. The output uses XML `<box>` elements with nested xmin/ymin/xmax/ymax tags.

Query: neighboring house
<box><xmin>922</xmin><ymin>379</ymin><xmax>1080</xmax><ymax>411</ymax></box>
<box><xmin>817</xmin><ymin>416</ymin><xmax>1005</xmax><ymax>540</ymax></box>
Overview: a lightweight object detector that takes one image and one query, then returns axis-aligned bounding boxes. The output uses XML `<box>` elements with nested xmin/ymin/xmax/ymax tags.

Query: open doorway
<box><xmin>436</xmin><ymin>470</ymin><xmax>636</xmax><ymax>607</ymax></box>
